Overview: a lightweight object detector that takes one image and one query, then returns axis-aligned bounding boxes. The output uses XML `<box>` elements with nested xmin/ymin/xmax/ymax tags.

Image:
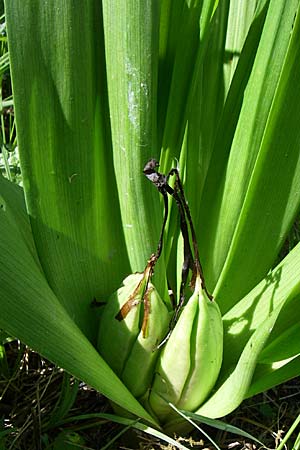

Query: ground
<box><xmin>0</xmin><ymin>341</ymin><xmax>299</xmax><ymax>450</ymax></box>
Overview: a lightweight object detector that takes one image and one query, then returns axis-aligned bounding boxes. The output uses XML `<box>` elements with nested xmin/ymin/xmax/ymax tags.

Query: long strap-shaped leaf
<box><xmin>247</xmin><ymin>318</ymin><xmax>300</xmax><ymax>395</ymax></box>
<box><xmin>0</xmin><ymin>175</ymin><xmax>157</xmax><ymax>427</ymax></box>
<box><xmin>214</xmin><ymin>1</ymin><xmax>300</xmax><ymax>310</ymax></box>
<box><xmin>159</xmin><ymin>0</ymin><xmax>219</xmax><ymax>174</ymax></box>
<box><xmin>187</xmin><ymin>0</ymin><xmax>267</xmax><ymax>209</ymax></box>
<box><xmin>184</xmin><ymin>0</ymin><xmax>230</xmax><ymax>214</ymax></box>
<box><xmin>195</xmin><ymin>0</ymin><xmax>269</xmax><ymax>228</ymax></box>
<box><xmin>5</xmin><ymin>0</ymin><xmax>129</xmax><ymax>340</ymax></box>
<box><xmin>221</xmin><ymin>242</ymin><xmax>300</xmax><ymax>371</ymax></box>
<box><xmin>199</xmin><ymin>0</ymin><xmax>300</xmax><ymax>312</ymax></box>
<box><xmin>102</xmin><ymin>0</ymin><xmax>164</xmax><ymax>275</ymax></box>
<box><xmin>206</xmin><ymin>242</ymin><xmax>300</xmax><ymax>414</ymax></box>
<box><xmin>158</xmin><ymin>0</ymin><xmax>221</xmax><ymax>270</ymax></box>
<box><xmin>194</xmin><ymin>304</ymin><xmax>285</xmax><ymax>418</ymax></box>
<box><xmin>247</xmin><ymin>354</ymin><xmax>300</xmax><ymax>397</ymax></box>
<box><xmin>164</xmin><ymin>241</ymin><xmax>300</xmax><ymax>428</ymax></box>
<box><xmin>222</xmin><ymin>0</ymin><xmax>259</xmax><ymax>95</ymax></box>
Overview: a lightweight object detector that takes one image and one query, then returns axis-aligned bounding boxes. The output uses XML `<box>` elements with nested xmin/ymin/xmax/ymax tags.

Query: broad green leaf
<box><xmin>259</xmin><ymin>321</ymin><xmax>300</xmax><ymax>364</ymax></box>
<box><xmin>246</xmin><ymin>311</ymin><xmax>300</xmax><ymax>394</ymax></box>
<box><xmin>163</xmin><ymin>242</ymin><xmax>300</xmax><ymax>423</ymax></box>
<box><xmin>196</xmin><ymin>242</ymin><xmax>300</xmax><ymax>415</ymax></box>
<box><xmin>160</xmin><ymin>0</ymin><xmax>219</xmax><ymax>174</ymax></box>
<box><xmin>221</xmin><ymin>242</ymin><xmax>300</xmax><ymax>373</ymax></box>
<box><xmin>223</xmin><ymin>0</ymin><xmax>259</xmax><ymax>95</ymax></box>
<box><xmin>247</xmin><ymin>354</ymin><xmax>300</xmax><ymax>397</ymax></box>
<box><xmin>0</xmin><ymin>176</ymin><xmax>157</xmax><ymax>427</ymax></box>
<box><xmin>199</xmin><ymin>0</ymin><xmax>300</xmax><ymax>311</ymax></box>
<box><xmin>253</xmin><ymin>292</ymin><xmax>300</xmax><ymax>365</ymax></box>
<box><xmin>214</xmin><ymin>1</ymin><xmax>300</xmax><ymax>311</ymax></box>
<box><xmin>194</xmin><ymin>304</ymin><xmax>285</xmax><ymax>418</ymax></box>
<box><xmin>5</xmin><ymin>0</ymin><xmax>129</xmax><ymax>341</ymax></box>
<box><xmin>184</xmin><ymin>0</ymin><xmax>229</xmax><ymax>214</ymax></box>
<box><xmin>102</xmin><ymin>0</ymin><xmax>163</xmax><ymax>274</ymax></box>
<box><xmin>159</xmin><ymin>0</ymin><xmax>222</xmax><ymax>270</ymax></box>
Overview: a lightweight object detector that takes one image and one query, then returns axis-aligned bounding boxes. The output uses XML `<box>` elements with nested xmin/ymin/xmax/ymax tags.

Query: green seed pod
<box><xmin>149</xmin><ymin>277</ymin><xmax>223</xmax><ymax>423</ymax></box>
<box><xmin>122</xmin><ymin>285</ymin><xmax>171</xmax><ymax>398</ymax></box>
<box><xmin>97</xmin><ymin>273</ymin><xmax>144</xmax><ymax>376</ymax></box>
<box><xmin>97</xmin><ymin>273</ymin><xmax>170</xmax><ymax>398</ymax></box>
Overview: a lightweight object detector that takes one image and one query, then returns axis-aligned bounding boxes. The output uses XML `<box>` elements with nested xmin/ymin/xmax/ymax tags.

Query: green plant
<box><xmin>1</xmin><ymin>0</ymin><xmax>300</xmax><ymax>436</ymax></box>
<box><xmin>0</xmin><ymin>12</ymin><xmax>18</xmax><ymax>185</ymax></box>
<box><xmin>276</xmin><ymin>412</ymin><xmax>300</xmax><ymax>450</ymax></box>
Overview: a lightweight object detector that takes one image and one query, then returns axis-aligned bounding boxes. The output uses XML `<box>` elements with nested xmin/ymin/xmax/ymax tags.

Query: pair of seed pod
<box><xmin>97</xmin><ymin>272</ymin><xmax>170</xmax><ymax>399</ymax></box>
<box><xmin>97</xmin><ymin>272</ymin><xmax>223</xmax><ymax>424</ymax></box>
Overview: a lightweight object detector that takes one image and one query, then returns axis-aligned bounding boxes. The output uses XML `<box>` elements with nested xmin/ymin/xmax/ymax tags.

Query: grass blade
<box><xmin>45</xmin><ymin>374</ymin><xmax>79</xmax><ymax>430</ymax></box>
<box><xmin>167</xmin><ymin>410</ymin><xmax>264</xmax><ymax>445</ymax></box>
<box><xmin>56</xmin><ymin>412</ymin><xmax>191</xmax><ymax>450</ymax></box>
<box><xmin>275</xmin><ymin>414</ymin><xmax>300</xmax><ymax>450</ymax></box>
<box><xmin>168</xmin><ymin>404</ymin><xmax>222</xmax><ymax>450</ymax></box>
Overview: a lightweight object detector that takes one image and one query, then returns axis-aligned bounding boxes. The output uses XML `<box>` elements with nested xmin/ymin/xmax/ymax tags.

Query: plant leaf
<box><xmin>199</xmin><ymin>0</ymin><xmax>300</xmax><ymax>312</ymax></box>
<box><xmin>45</xmin><ymin>374</ymin><xmax>79</xmax><ymax>430</ymax></box>
<box><xmin>193</xmin><ymin>304</ymin><xmax>284</xmax><ymax>418</ymax></box>
<box><xmin>165</xmin><ymin>409</ymin><xmax>263</xmax><ymax>445</ymax></box>
<box><xmin>259</xmin><ymin>321</ymin><xmax>300</xmax><ymax>364</ymax></box>
<box><xmin>159</xmin><ymin>0</ymin><xmax>219</xmax><ymax>174</ymax></box>
<box><xmin>162</xmin><ymin>242</ymin><xmax>300</xmax><ymax>422</ymax></box>
<box><xmin>159</xmin><ymin>0</ymin><xmax>222</xmax><ymax>272</ymax></box>
<box><xmin>184</xmin><ymin>1</ymin><xmax>229</xmax><ymax>215</ymax></box>
<box><xmin>223</xmin><ymin>0</ymin><xmax>259</xmax><ymax>95</ymax></box>
<box><xmin>221</xmin><ymin>242</ymin><xmax>300</xmax><ymax>372</ymax></box>
<box><xmin>57</xmin><ymin>412</ymin><xmax>191</xmax><ymax>450</ymax></box>
<box><xmin>102</xmin><ymin>0</ymin><xmax>164</xmax><ymax>276</ymax></box>
<box><xmin>5</xmin><ymin>0</ymin><xmax>130</xmax><ymax>340</ymax></box>
<box><xmin>187</xmin><ymin>242</ymin><xmax>300</xmax><ymax>419</ymax></box>
<box><xmin>251</xmin><ymin>291</ymin><xmax>300</xmax><ymax>364</ymax></box>
<box><xmin>247</xmin><ymin>355</ymin><xmax>300</xmax><ymax>397</ymax></box>
<box><xmin>0</xmin><ymin>176</ymin><xmax>157</xmax><ymax>427</ymax></box>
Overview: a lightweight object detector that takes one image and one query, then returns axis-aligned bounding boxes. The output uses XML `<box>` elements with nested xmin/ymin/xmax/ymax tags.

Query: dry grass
<box><xmin>0</xmin><ymin>342</ymin><xmax>299</xmax><ymax>450</ymax></box>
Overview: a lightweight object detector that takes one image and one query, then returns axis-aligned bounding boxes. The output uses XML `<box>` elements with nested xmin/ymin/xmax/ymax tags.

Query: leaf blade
<box><xmin>0</xmin><ymin>177</ymin><xmax>157</xmax><ymax>427</ymax></box>
<box><xmin>198</xmin><ymin>0</ymin><xmax>300</xmax><ymax>311</ymax></box>
<box><xmin>214</xmin><ymin>1</ymin><xmax>300</xmax><ymax>310</ymax></box>
<box><xmin>5</xmin><ymin>0</ymin><xmax>129</xmax><ymax>340</ymax></box>
<box><xmin>102</xmin><ymin>0</ymin><xmax>163</xmax><ymax>274</ymax></box>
